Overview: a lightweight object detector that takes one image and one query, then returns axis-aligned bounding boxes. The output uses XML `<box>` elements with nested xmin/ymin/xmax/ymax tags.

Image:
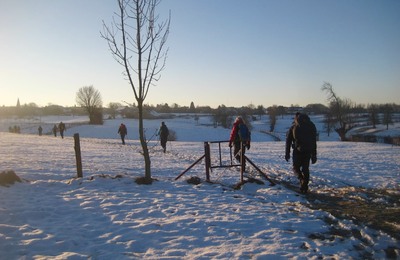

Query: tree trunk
<box><xmin>335</xmin><ymin>124</ymin><xmax>347</xmax><ymax>141</ymax></box>
<box><xmin>137</xmin><ymin>100</ymin><xmax>151</xmax><ymax>181</ymax></box>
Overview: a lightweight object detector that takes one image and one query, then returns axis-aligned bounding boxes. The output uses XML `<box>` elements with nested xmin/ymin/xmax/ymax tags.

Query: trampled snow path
<box><xmin>0</xmin><ymin>132</ymin><xmax>399</xmax><ymax>259</ymax></box>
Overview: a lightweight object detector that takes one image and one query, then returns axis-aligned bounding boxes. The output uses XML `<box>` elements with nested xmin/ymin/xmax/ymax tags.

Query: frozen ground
<box><xmin>0</xmin><ymin>115</ymin><xmax>399</xmax><ymax>259</ymax></box>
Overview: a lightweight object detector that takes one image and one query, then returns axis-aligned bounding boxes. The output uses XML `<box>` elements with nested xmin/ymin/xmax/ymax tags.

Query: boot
<box><xmin>301</xmin><ymin>172</ymin><xmax>309</xmax><ymax>193</ymax></box>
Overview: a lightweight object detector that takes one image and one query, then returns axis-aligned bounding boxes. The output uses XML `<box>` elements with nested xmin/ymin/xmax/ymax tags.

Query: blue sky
<box><xmin>1</xmin><ymin>0</ymin><xmax>399</xmax><ymax>108</ymax></box>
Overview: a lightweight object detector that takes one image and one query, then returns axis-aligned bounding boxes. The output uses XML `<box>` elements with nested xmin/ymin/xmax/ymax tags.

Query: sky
<box><xmin>1</xmin><ymin>0</ymin><xmax>399</xmax><ymax>108</ymax></box>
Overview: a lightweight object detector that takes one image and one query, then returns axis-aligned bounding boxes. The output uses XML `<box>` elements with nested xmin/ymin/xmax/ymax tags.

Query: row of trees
<box><xmin>2</xmin><ymin>94</ymin><xmax>398</xmax><ymax>128</ymax></box>
<box><xmin>321</xmin><ymin>82</ymin><xmax>397</xmax><ymax>140</ymax></box>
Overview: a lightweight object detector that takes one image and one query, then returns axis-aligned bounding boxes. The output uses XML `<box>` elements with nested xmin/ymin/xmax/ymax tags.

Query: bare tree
<box><xmin>76</xmin><ymin>86</ymin><xmax>103</xmax><ymax>125</ymax></box>
<box><xmin>382</xmin><ymin>103</ymin><xmax>394</xmax><ymax>130</ymax></box>
<box><xmin>256</xmin><ymin>105</ymin><xmax>265</xmax><ymax>120</ymax></box>
<box><xmin>108</xmin><ymin>102</ymin><xmax>122</xmax><ymax>119</ymax></box>
<box><xmin>323</xmin><ymin>112</ymin><xmax>334</xmax><ymax>137</ymax></box>
<box><xmin>213</xmin><ymin>105</ymin><xmax>232</xmax><ymax>128</ymax></box>
<box><xmin>368</xmin><ymin>104</ymin><xmax>380</xmax><ymax>128</ymax></box>
<box><xmin>321</xmin><ymin>82</ymin><xmax>353</xmax><ymax>141</ymax></box>
<box><xmin>101</xmin><ymin>0</ymin><xmax>170</xmax><ymax>182</ymax></box>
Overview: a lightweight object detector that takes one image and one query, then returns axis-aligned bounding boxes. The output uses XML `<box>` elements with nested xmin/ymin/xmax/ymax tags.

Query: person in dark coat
<box><xmin>285</xmin><ymin>113</ymin><xmax>317</xmax><ymax>193</ymax></box>
<box><xmin>158</xmin><ymin>122</ymin><xmax>169</xmax><ymax>153</ymax></box>
<box><xmin>38</xmin><ymin>126</ymin><xmax>43</xmax><ymax>136</ymax></box>
<box><xmin>118</xmin><ymin>123</ymin><xmax>127</xmax><ymax>145</ymax></box>
<box><xmin>285</xmin><ymin>112</ymin><xmax>301</xmax><ymax>166</ymax></box>
<box><xmin>58</xmin><ymin>122</ymin><xmax>66</xmax><ymax>139</ymax></box>
<box><xmin>52</xmin><ymin>124</ymin><xmax>58</xmax><ymax>137</ymax></box>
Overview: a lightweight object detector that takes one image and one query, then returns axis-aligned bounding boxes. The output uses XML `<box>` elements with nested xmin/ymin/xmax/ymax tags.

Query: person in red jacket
<box><xmin>229</xmin><ymin>116</ymin><xmax>251</xmax><ymax>165</ymax></box>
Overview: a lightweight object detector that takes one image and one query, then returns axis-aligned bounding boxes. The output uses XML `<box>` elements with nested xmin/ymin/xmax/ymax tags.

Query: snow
<box><xmin>0</xmin><ymin>115</ymin><xmax>399</xmax><ymax>259</ymax></box>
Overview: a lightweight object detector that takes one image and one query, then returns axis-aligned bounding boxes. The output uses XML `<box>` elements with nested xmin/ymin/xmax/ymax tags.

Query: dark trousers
<box><xmin>160</xmin><ymin>138</ymin><xmax>167</xmax><ymax>152</ymax></box>
<box><xmin>120</xmin><ymin>134</ymin><xmax>126</xmax><ymax>144</ymax></box>
<box><xmin>293</xmin><ymin>150</ymin><xmax>311</xmax><ymax>192</ymax></box>
<box><xmin>233</xmin><ymin>142</ymin><xmax>246</xmax><ymax>167</ymax></box>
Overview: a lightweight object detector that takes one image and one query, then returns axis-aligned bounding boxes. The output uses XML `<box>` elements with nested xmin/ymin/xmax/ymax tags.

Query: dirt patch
<box><xmin>306</xmin><ymin>186</ymin><xmax>400</xmax><ymax>240</ymax></box>
<box><xmin>277</xmin><ymin>179</ymin><xmax>400</xmax><ymax>239</ymax></box>
<box><xmin>275</xmin><ymin>179</ymin><xmax>400</xmax><ymax>257</ymax></box>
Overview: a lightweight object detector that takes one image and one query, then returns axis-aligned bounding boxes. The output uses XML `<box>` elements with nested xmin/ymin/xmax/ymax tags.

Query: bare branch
<box><xmin>101</xmin><ymin>0</ymin><xmax>170</xmax><ymax>180</ymax></box>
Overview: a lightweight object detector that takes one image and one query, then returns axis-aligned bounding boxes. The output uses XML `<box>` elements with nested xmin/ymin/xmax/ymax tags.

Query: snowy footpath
<box><xmin>0</xmin><ymin>132</ymin><xmax>399</xmax><ymax>259</ymax></box>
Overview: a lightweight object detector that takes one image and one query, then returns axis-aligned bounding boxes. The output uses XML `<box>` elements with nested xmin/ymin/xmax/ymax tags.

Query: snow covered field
<box><xmin>0</xmin><ymin>115</ymin><xmax>399</xmax><ymax>259</ymax></box>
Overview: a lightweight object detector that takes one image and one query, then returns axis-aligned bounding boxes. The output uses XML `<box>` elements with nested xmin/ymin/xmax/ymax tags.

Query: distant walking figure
<box><xmin>52</xmin><ymin>124</ymin><xmax>58</xmax><ymax>137</ymax></box>
<box><xmin>118</xmin><ymin>123</ymin><xmax>127</xmax><ymax>145</ymax></box>
<box><xmin>38</xmin><ymin>126</ymin><xmax>43</xmax><ymax>136</ymax></box>
<box><xmin>58</xmin><ymin>122</ymin><xmax>66</xmax><ymax>139</ymax></box>
<box><xmin>158</xmin><ymin>122</ymin><xmax>169</xmax><ymax>153</ymax></box>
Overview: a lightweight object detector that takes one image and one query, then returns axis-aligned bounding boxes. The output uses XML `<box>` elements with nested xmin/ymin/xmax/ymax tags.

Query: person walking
<box><xmin>285</xmin><ymin>113</ymin><xmax>317</xmax><ymax>193</ymax></box>
<box><xmin>229</xmin><ymin>116</ymin><xmax>251</xmax><ymax>168</ymax></box>
<box><xmin>158</xmin><ymin>122</ymin><xmax>169</xmax><ymax>153</ymax></box>
<box><xmin>52</xmin><ymin>124</ymin><xmax>58</xmax><ymax>137</ymax></box>
<box><xmin>118</xmin><ymin>123</ymin><xmax>127</xmax><ymax>145</ymax></box>
<box><xmin>58</xmin><ymin>122</ymin><xmax>66</xmax><ymax>139</ymax></box>
<box><xmin>285</xmin><ymin>112</ymin><xmax>301</xmax><ymax>165</ymax></box>
<box><xmin>38</xmin><ymin>126</ymin><xmax>43</xmax><ymax>136</ymax></box>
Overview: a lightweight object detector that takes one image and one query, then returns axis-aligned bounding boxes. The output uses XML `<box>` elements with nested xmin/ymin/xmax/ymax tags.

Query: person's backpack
<box><xmin>164</xmin><ymin>126</ymin><xmax>169</xmax><ymax>137</ymax></box>
<box><xmin>293</xmin><ymin>115</ymin><xmax>316</xmax><ymax>153</ymax></box>
<box><xmin>238</xmin><ymin>123</ymin><xmax>251</xmax><ymax>142</ymax></box>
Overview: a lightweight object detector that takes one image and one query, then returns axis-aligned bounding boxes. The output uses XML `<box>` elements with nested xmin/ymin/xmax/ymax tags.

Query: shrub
<box><xmin>0</xmin><ymin>170</ymin><xmax>22</xmax><ymax>186</ymax></box>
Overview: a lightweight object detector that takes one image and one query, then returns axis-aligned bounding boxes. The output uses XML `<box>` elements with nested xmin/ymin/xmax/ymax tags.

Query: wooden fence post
<box><xmin>240</xmin><ymin>143</ymin><xmax>245</xmax><ymax>183</ymax></box>
<box><xmin>204</xmin><ymin>142</ymin><xmax>211</xmax><ymax>182</ymax></box>
<box><xmin>74</xmin><ymin>133</ymin><xmax>83</xmax><ymax>178</ymax></box>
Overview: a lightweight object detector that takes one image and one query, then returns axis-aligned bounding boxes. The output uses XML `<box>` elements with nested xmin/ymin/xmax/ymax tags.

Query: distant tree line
<box><xmin>2</xmin><ymin>95</ymin><xmax>399</xmax><ymax>136</ymax></box>
<box><xmin>2</xmin><ymin>99</ymin><xmax>399</xmax><ymax>121</ymax></box>
<box><xmin>0</xmin><ymin>103</ymin><xmax>87</xmax><ymax>118</ymax></box>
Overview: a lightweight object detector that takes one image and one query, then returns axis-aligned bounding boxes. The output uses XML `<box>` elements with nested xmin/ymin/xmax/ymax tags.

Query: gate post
<box><xmin>74</xmin><ymin>133</ymin><xmax>83</xmax><ymax>178</ymax></box>
<box><xmin>204</xmin><ymin>142</ymin><xmax>211</xmax><ymax>182</ymax></box>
